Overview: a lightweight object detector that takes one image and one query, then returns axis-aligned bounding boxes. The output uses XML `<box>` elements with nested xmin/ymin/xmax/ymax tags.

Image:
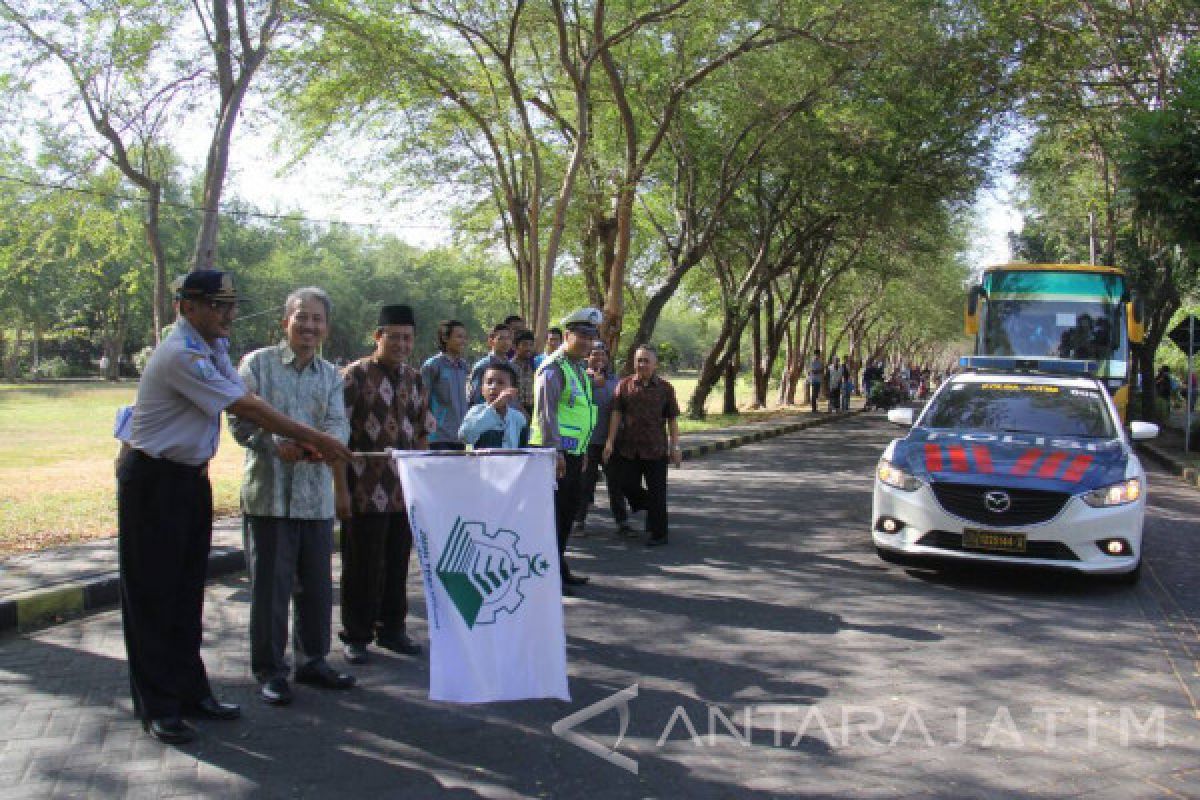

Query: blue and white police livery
<box><xmin>872</xmin><ymin>358</ymin><xmax>1159</xmax><ymax>583</ymax></box>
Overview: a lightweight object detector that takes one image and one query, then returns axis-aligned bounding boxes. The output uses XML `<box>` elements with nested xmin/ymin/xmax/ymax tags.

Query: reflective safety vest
<box><xmin>529</xmin><ymin>351</ymin><xmax>596</xmax><ymax>455</ymax></box>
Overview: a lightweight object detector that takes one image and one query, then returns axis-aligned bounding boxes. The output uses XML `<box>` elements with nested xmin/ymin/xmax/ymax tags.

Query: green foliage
<box><xmin>1120</xmin><ymin>43</ymin><xmax>1200</xmax><ymax>260</ymax></box>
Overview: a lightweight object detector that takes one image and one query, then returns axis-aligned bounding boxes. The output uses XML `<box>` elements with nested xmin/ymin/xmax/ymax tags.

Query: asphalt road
<box><xmin>1</xmin><ymin>414</ymin><xmax>1198</xmax><ymax>799</ymax></box>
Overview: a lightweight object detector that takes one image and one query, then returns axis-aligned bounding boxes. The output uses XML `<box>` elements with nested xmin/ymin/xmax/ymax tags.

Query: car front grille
<box><xmin>915</xmin><ymin>531</ymin><xmax>1080</xmax><ymax>561</ymax></box>
<box><xmin>930</xmin><ymin>482</ymin><xmax>1071</xmax><ymax>527</ymax></box>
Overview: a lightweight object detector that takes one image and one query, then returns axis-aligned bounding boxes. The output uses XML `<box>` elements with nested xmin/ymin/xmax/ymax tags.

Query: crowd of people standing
<box><xmin>114</xmin><ymin>271</ymin><xmax>682</xmax><ymax>744</ymax></box>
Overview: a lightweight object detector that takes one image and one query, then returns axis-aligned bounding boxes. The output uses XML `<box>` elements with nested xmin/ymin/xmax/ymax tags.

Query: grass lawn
<box><xmin>0</xmin><ymin>374</ymin><xmax>809</xmax><ymax>555</ymax></box>
<box><xmin>0</xmin><ymin>383</ymin><xmax>243</xmax><ymax>555</ymax></box>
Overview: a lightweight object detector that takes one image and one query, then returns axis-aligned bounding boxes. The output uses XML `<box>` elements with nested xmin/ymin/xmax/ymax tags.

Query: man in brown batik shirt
<box><xmin>603</xmin><ymin>345</ymin><xmax>682</xmax><ymax>547</ymax></box>
<box><xmin>337</xmin><ymin>304</ymin><xmax>429</xmax><ymax>664</ymax></box>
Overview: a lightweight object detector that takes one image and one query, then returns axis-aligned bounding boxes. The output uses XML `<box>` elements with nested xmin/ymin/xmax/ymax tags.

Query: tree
<box><xmin>1005</xmin><ymin>0</ymin><xmax>1200</xmax><ymax>418</ymax></box>
<box><xmin>0</xmin><ymin>0</ymin><xmax>195</xmax><ymax>340</ymax></box>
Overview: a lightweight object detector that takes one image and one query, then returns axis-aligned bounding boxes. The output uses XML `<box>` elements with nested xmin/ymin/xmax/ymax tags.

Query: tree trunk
<box><xmin>31</xmin><ymin>319</ymin><xmax>42</xmax><ymax>377</ymax></box>
<box><xmin>622</xmin><ymin>259</ymin><xmax>695</xmax><ymax>373</ymax></box>
<box><xmin>144</xmin><ymin>185</ymin><xmax>168</xmax><ymax>344</ymax></box>
<box><xmin>724</xmin><ymin>347</ymin><xmax>740</xmax><ymax>416</ymax></box>
<box><xmin>687</xmin><ymin>316</ymin><xmax>737</xmax><ymax>418</ymax></box>
<box><xmin>750</xmin><ymin>302</ymin><xmax>765</xmax><ymax>408</ymax></box>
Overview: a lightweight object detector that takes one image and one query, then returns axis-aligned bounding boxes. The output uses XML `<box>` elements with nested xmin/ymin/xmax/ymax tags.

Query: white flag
<box><xmin>392</xmin><ymin>450</ymin><xmax>569</xmax><ymax>703</ymax></box>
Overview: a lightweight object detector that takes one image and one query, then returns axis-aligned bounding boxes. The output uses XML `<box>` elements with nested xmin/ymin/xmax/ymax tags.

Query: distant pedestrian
<box><xmin>840</xmin><ymin>356</ymin><xmax>852</xmax><ymax>411</ymax></box>
<box><xmin>230</xmin><ymin>287</ymin><xmax>356</xmax><ymax>707</ymax></box>
<box><xmin>116</xmin><ymin>270</ymin><xmax>351</xmax><ymax>744</ymax></box>
<box><xmin>338</xmin><ymin>304</ymin><xmax>428</xmax><ymax>664</ymax></box>
<box><xmin>421</xmin><ymin>319</ymin><xmax>470</xmax><ymax>452</ymax></box>
<box><xmin>574</xmin><ymin>343</ymin><xmax>630</xmax><ymax>537</ymax></box>
<box><xmin>807</xmin><ymin>350</ymin><xmax>824</xmax><ymax>413</ymax></box>
<box><xmin>459</xmin><ymin>362</ymin><xmax>529</xmax><ymax>449</ymax></box>
<box><xmin>827</xmin><ymin>356</ymin><xmax>843</xmax><ymax>412</ymax></box>
<box><xmin>468</xmin><ymin>324</ymin><xmax>514</xmax><ymax>405</ymax></box>
<box><xmin>603</xmin><ymin>345</ymin><xmax>682</xmax><ymax>547</ymax></box>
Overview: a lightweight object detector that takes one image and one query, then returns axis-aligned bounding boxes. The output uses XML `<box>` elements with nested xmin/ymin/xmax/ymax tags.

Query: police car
<box><xmin>872</xmin><ymin>357</ymin><xmax>1159</xmax><ymax>584</ymax></box>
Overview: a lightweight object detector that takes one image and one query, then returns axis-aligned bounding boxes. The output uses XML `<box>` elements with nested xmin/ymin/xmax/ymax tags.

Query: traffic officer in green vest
<box><xmin>531</xmin><ymin>307</ymin><xmax>600</xmax><ymax>594</ymax></box>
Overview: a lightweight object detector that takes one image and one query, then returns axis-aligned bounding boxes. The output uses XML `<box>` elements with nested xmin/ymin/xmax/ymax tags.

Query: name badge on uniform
<box><xmin>561</xmin><ymin>436</ymin><xmax>579</xmax><ymax>451</ymax></box>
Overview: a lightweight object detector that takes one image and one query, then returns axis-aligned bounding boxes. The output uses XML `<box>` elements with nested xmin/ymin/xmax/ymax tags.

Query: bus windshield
<box><xmin>978</xmin><ymin>271</ymin><xmax>1128</xmax><ymax>378</ymax></box>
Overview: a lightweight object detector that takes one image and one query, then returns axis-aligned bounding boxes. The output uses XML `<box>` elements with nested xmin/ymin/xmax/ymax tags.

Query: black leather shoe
<box><xmin>375</xmin><ymin>632</ymin><xmax>422</xmax><ymax>656</ymax></box>
<box><xmin>295</xmin><ymin>661</ymin><xmax>356</xmax><ymax>690</ymax></box>
<box><xmin>143</xmin><ymin>716</ymin><xmax>195</xmax><ymax>745</ymax></box>
<box><xmin>183</xmin><ymin>696</ymin><xmax>241</xmax><ymax>721</ymax></box>
<box><xmin>562</xmin><ymin>572</ymin><xmax>590</xmax><ymax>586</ymax></box>
<box><xmin>646</xmin><ymin>536</ymin><xmax>668</xmax><ymax>547</ymax></box>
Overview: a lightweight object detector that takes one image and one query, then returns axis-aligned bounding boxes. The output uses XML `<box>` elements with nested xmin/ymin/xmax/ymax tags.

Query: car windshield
<box><xmin>922</xmin><ymin>381</ymin><xmax>1116</xmax><ymax>439</ymax></box>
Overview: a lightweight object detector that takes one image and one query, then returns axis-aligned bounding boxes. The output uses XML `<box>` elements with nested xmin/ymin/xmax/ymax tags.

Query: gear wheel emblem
<box><xmin>436</xmin><ymin>517</ymin><xmax>549</xmax><ymax>628</ymax></box>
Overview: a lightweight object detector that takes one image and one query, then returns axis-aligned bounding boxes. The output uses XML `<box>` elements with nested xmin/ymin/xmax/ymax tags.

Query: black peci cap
<box><xmin>378</xmin><ymin>304</ymin><xmax>416</xmax><ymax>327</ymax></box>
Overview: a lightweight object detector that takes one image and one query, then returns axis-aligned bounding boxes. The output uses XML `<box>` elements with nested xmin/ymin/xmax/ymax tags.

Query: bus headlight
<box><xmin>1083</xmin><ymin>478</ymin><xmax>1142</xmax><ymax>507</ymax></box>
<box><xmin>877</xmin><ymin>459</ymin><xmax>921</xmax><ymax>491</ymax></box>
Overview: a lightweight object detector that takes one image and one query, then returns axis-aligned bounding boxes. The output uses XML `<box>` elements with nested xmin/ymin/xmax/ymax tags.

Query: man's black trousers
<box><xmin>116</xmin><ymin>449</ymin><xmax>214</xmax><ymax>721</ymax></box>
<box><xmin>339</xmin><ymin>511</ymin><xmax>413</xmax><ymax>645</ymax></box>
<box><xmin>615</xmin><ymin>455</ymin><xmax>670</xmax><ymax>540</ymax></box>
<box><xmin>576</xmin><ymin>443</ymin><xmax>628</xmax><ymax>526</ymax></box>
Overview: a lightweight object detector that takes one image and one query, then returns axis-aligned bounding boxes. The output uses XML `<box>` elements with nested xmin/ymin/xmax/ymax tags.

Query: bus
<box><xmin>964</xmin><ymin>264</ymin><xmax>1144</xmax><ymax>418</ymax></box>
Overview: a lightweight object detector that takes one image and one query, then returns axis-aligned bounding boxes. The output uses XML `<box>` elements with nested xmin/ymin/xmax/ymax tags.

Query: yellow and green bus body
<box><xmin>964</xmin><ymin>264</ymin><xmax>1144</xmax><ymax>420</ymax></box>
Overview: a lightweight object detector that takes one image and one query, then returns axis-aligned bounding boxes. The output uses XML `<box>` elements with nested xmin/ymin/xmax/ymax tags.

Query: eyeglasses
<box><xmin>206</xmin><ymin>299</ymin><xmax>238</xmax><ymax>314</ymax></box>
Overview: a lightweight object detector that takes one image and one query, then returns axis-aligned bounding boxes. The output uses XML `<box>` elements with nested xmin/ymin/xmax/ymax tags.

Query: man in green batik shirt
<box><xmin>230</xmin><ymin>287</ymin><xmax>356</xmax><ymax>707</ymax></box>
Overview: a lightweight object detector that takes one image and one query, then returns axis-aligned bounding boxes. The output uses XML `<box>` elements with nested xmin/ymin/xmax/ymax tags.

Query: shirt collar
<box><xmin>634</xmin><ymin>373</ymin><xmax>661</xmax><ymax>388</ymax></box>
<box><xmin>441</xmin><ymin>352</ymin><xmax>468</xmax><ymax>369</ymax></box>
<box><xmin>279</xmin><ymin>341</ymin><xmax>320</xmax><ymax>372</ymax></box>
<box><xmin>174</xmin><ymin>317</ymin><xmax>224</xmax><ymax>357</ymax></box>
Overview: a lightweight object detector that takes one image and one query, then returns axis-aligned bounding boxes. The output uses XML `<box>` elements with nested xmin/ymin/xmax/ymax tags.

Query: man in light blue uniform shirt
<box><xmin>116</xmin><ymin>271</ymin><xmax>352</xmax><ymax>745</ymax></box>
<box><xmin>230</xmin><ymin>287</ymin><xmax>356</xmax><ymax>707</ymax></box>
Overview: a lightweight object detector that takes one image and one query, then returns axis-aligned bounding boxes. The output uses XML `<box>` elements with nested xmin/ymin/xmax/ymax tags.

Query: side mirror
<box><xmin>964</xmin><ymin>286</ymin><xmax>983</xmax><ymax>336</ymax></box>
<box><xmin>887</xmin><ymin>408</ymin><xmax>914</xmax><ymax>427</ymax></box>
<box><xmin>1127</xmin><ymin>293</ymin><xmax>1145</xmax><ymax>345</ymax></box>
<box><xmin>1129</xmin><ymin>421</ymin><xmax>1158</xmax><ymax>441</ymax></box>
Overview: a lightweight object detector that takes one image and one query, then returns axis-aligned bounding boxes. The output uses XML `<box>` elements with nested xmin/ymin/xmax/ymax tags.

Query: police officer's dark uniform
<box><xmin>531</xmin><ymin>308</ymin><xmax>601</xmax><ymax>592</ymax></box>
<box><xmin>116</xmin><ymin>271</ymin><xmax>247</xmax><ymax>743</ymax></box>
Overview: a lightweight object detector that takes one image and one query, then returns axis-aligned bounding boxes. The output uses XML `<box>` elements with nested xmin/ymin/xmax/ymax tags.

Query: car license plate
<box><xmin>963</xmin><ymin>529</ymin><xmax>1027</xmax><ymax>554</ymax></box>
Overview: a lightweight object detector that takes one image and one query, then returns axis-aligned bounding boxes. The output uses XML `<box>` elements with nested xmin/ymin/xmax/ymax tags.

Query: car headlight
<box><xmin>1082</xmin><ymin>478</ymin><xmax>1142</xmax><ymax>507</ymax></box>
<box><xmin>877</xmin><ymin>458</ymin><xmax>921</xmax><ymax>491</ymax></box>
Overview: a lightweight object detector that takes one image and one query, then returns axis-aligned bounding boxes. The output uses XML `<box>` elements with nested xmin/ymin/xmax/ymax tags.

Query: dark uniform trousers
<box><xmin>117</xmin><ymin>449</ymin><xmax>214</xmax><ymax>721</ymax></box>
<box><xmin>243</xmin><ymin>516</ymin><xmax>334</xmax><ymax>682</ymax></box>
<box><xmin>554</xmin><ymin>453</ymin><xmax>585</xmax><ymax>576</ymax></box>
<box><xmin>339</xmin><ymin>511</ymin><xmax>413</xmax><ymax>645</ymax></box>
<box><xmin>615</xmin><ymin>455</ymin><xmax>670</xmax><ymax>539</ymax></box>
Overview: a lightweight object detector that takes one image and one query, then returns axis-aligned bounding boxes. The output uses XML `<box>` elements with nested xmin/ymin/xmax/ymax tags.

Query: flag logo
<box><xmin>436</xmin><ymin>516</ymin><xmax>550</xmax><ymax>629</ymax></box>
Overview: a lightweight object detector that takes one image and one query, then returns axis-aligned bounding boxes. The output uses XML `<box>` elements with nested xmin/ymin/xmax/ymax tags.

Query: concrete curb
<box><xmin>1137</xmin><ymin>440</ymin><xmax>1200</xmax><ymax>489</ymax></box>
<box><xmin>2</xmin><ymin>409</ymin><xmax>864</xmax><ymax>634</ymax></box>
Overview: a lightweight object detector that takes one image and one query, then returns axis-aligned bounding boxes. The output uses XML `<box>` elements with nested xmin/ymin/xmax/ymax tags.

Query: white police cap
<box><xmin>561</xmin><ymin>307</ymin><xmax>603</xmax><ymax>332</ymax></box>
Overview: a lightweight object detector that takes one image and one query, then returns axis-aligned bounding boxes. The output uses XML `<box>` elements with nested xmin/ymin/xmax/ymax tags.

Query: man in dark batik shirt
<box><xmin>338</xmin><ymin>304</ymin><xmax>429</xmax><ymax>664</ymax></box>
<box><xmin>603</xmin><ymin>345</ymin><xmax>682</xmax><ymax>547</ymax></box>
